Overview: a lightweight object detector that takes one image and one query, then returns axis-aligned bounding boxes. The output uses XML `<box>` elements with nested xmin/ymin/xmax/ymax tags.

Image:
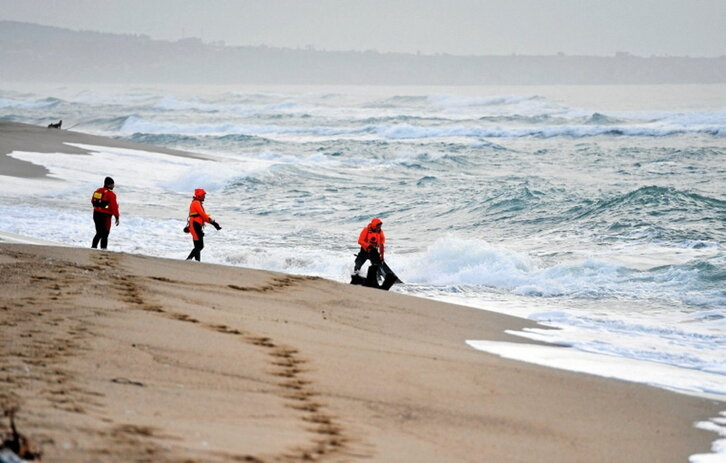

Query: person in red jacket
<box><xmin>185</xmin><ymin>188</ymin><xmax>221</xmax><ymax>261</ymax></box>
<box><xmin>91</xmin><ymin>176</ymin><xmax>120</xmax><ymax>249</ymax></box>
<box><xmin>353</xmin><ymin>217</ymin><xmax>385</xmax><ymax>274</ymax></box>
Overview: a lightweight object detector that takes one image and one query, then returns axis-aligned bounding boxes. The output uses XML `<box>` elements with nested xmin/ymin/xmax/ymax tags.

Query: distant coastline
<box><xmin>2</xmin><ymin>20</ymin><xmax>724</xmax><ymax>85</ymax></box>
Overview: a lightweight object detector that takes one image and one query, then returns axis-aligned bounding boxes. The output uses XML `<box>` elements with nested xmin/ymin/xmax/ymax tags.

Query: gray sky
<box><xmin>1</xmin><ymin>0</ymin><xmax>724</xmax><ymax>56</ymax></box>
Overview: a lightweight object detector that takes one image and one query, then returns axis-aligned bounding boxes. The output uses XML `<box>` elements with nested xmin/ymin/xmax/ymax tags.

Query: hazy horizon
<box><xmin>1</xmin><ymin>0</ymin><xmax>724</xmax><ymax>58</ymax></box>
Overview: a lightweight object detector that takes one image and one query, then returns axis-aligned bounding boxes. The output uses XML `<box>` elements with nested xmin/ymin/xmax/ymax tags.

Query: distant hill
<box><xmin>1</xmin><ymin>20</ymin><xmax>724</xmax><ymax>85</ymax></box>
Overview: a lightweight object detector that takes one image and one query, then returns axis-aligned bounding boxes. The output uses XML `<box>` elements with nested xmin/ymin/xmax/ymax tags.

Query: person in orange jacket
<box><xmin>91</xmin><ymin>176</ymin><xmax>120</xmax><ymax>249</ymax></box>
<box><xmin>185</xmin><ymin>188</ymin><xmax>221</xmax><ymax>261</ymax></box>
<box><xmin>353</xmin><ymin>217</ymin><xmax>385</xmax><ymax>274</ymax></box>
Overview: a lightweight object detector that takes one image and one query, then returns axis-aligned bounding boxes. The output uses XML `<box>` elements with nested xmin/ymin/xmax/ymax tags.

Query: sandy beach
<box><xmin>0</xmin><ymin>123</ymin><xmax>723</xmax><ymax>462</ymax></box>
<box><xmin>0</xmin><ymin>121</ymin><xmax>208</xmax><ymax>178</ymax></box>
<box><xmin>0</xmin><ymin>243</ymin><xmax>720</xmax><ymax>462</ymax></box>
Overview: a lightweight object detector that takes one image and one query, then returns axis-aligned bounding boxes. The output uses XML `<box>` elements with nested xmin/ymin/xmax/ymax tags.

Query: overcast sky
<box><xmin>1</xmin><ymin>0</ymin><xmax>724</xmax><ymax>57</ymax></box>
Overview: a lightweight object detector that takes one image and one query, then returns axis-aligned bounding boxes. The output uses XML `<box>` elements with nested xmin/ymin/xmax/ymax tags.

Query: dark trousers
<box><xmin>354</xmin><ymin>247</ymin><xmax>382</xmax><ymax>272</ymax></box>
<box><xmin>92</xmin><ymin>211</ymin><xmax>112</xmax><ymax>249</ymax></box>
<box><xmin>186</xmin><ymin>222</ymin><xmax>205</xmax><ymax>261</ymax></box>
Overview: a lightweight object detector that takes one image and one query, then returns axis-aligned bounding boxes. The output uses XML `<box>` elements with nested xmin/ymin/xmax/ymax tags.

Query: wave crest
<box><xmin>399</xmin><ymin>236</ymin><xmax>724</xmax><ymax>306</ymax></box>
<box><xmin>577</xmin><ymin>186</ymin><xmax>725</xmax><ymax>220</ymax></box>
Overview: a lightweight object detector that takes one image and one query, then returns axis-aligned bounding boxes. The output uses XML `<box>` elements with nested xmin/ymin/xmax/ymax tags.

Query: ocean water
<box><xmin>1</xmin><ymin>84</ymin><xmax>725</xmax><ymax>408</ymax></box>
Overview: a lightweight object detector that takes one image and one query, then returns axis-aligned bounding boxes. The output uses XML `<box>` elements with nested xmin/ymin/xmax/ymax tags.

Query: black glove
<box><xmin>211</xmin><ymin>221</ymin><xmax>222</xmax><ymax>230</ymax></box>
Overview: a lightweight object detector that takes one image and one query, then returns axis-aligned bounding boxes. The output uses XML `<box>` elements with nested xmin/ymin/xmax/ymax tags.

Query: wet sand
<box><xmin>0</xmin><ymin>121</ymin><xmax>208</xmax><ymax>178</ymax></box>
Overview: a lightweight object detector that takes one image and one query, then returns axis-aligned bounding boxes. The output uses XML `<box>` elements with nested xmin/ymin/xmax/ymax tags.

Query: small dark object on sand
<box><xmin>1</xmin><ymin>408</ymin><xmax>42</xmax><ymax>460</ymax></box>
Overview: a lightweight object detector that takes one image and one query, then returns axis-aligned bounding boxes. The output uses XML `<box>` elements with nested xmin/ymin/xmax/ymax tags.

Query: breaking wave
<box><xmin>0</xmin><ymin>96</ymin><xmax>63</xmax><ymax>109</ymax></box>
<box><xmin>400</xmin><ymin>236</ymin><xmax>725</xmax><ymax>307</ymax></box>
<box><xmin>427</xmin><ymin>94</ymin><xmax>542</xmax><ymax>108</ymax></box>
<box><xmin>116</xmin><ymin>116</ymin><xmax>725</xmax><ymax>140</ymax></box>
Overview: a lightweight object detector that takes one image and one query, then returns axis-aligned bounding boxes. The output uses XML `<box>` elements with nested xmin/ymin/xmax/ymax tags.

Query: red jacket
<box><xmin>358</xmin><ymin>218</ymin><xmax>385</xmax><ymax>258</ymax></box>
<box><xmin>91</xmin><ymin>187</ymin><xmax>119</xmax><ymax>218</ymax></box>
<box><xmin>188</xmin><ymin>199</ymin><xmax>213</xmax><ymax>226</ymax></box>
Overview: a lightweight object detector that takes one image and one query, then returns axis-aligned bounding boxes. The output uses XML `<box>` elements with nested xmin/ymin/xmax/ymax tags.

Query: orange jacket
<box><xmin>188</xmin><ymin>199</ymin><xmax>213</xmax><ymax>226</ymax></box>
<box><xmin>358</xmin><ymin>218</ymin><xmax>385</xmax><ymax>257</ymax></box>
<box><xmin>91</xmin><ymin>187</ymin><xmax>119</xmax><ymax>218</ymax></box>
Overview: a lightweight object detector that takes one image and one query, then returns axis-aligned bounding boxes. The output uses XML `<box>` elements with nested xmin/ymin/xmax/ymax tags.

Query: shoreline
<box><xmin>0</xmin><ymin>121</ymin><xmax>723</xmax><ymax>461</ymax></box>
<box><xmin>1</xmin><ymin>243</ymin><xmax>722</xmax><ymax>462</ymax></box>
<box><xmin>3</xmin><ymin>227</ymin><xmax>724</xmax><ymax>404</ymax></box>
<box><xmin>0</xmin><ymin>121</ymin><xmax>209</xmax><ymax>179</ymax></box>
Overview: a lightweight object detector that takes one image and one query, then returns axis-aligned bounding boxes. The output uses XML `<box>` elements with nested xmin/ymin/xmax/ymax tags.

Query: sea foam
<box><xmin>397</xmin><ymin>236</ymin><xmax>724</xmax><ymax>306</ymax></box>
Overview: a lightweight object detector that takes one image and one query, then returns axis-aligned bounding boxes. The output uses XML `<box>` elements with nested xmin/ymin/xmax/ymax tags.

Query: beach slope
<box><xmin>0</xmin><ymin>244</ymin><xmax>720</xmax><ymax>462</ymax></box>
<box><xmin>0</xmin><ymin>121</ymin><xmax>207</xmax><ymax>178</ymax></box>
